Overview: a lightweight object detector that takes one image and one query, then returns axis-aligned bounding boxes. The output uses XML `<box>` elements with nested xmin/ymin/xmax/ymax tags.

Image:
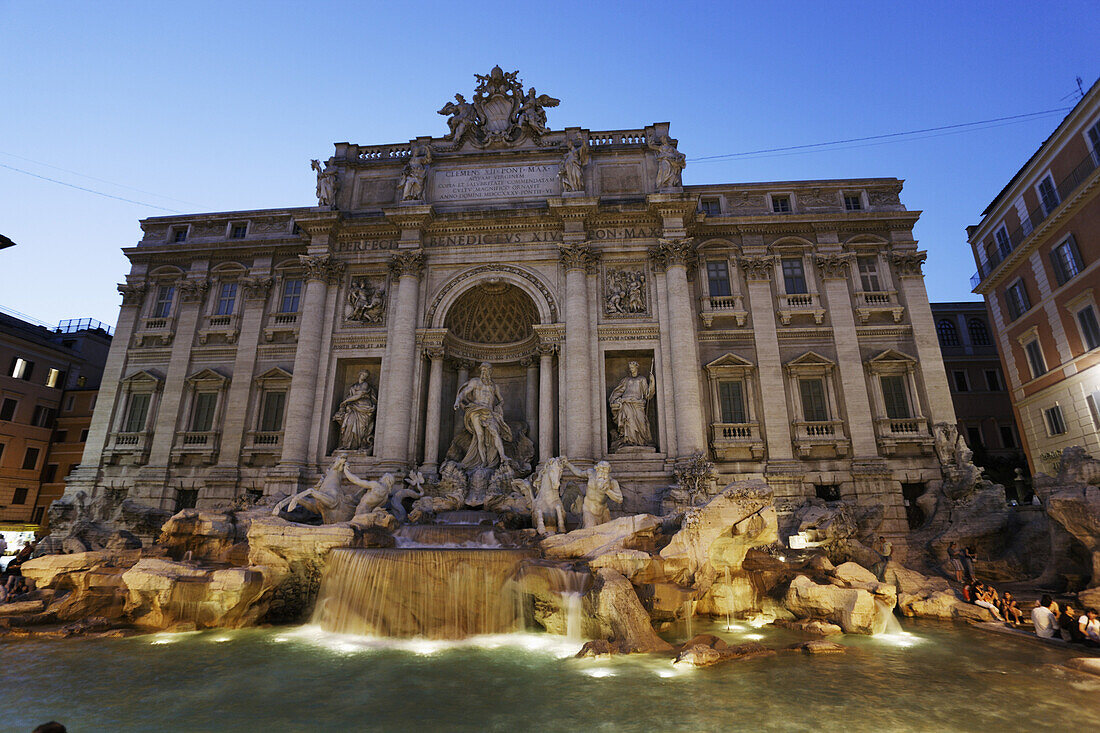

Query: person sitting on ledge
<box><xmin>1032</xmin><ymin>595</ymin><xmax>1059</xmax><ymax>639</ymax></box>
<box><xmin>972</xmin><ymin>582</ymin><xmax>1004</xmax><ymax>621</ymax></box>
<box><xmin>999</xmin><ymin>591</ymin><xmax>1023</xmax><ymax>626</ymax></box>
<box><xmin>1059</xmin><ymin>603</ymin><xmax>1087</xmax><ymax>644</ymax></box>
<box><xmin>1079</xmin><ymin>609</ymin><xmax>1100</xmax><ymax>644</ymax></box>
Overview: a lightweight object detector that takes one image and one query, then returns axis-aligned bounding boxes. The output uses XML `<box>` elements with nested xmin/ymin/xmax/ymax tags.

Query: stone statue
<box><xmin>559</xmin><ymin>137</ymin><xmax>588</xmax><ymax>193</ymax></box>
<box><xmin>272</xmin><ymin>456</ymin><xmax>377</xmax><ymax>524</ymax></box>
<box><xmin>609</xmin><ymin>361</ymin><xmax>656</xmax><ymax>450</ymax></box>
<box><xmin>333</xmin><ymin>371</ymin><xmax>377</xmax><ymax>451</ymax></box>
<box><xmin>453</xmin><ymin>362</ymin><xmax>513</xmax><ymax>469</ymax></box>
<box><xmin>438</xmin><ymin>93</ymin><xmax>478</xmax><ymax>144</ymax></box>
<box><xmin>580</xmin><ymin>460</ymin><xmax>624</xmax><ymax>528</ymax></box>
<box><xmin>648</xmin><ymin>134</ymin><xmax>686</xmax><ymax>190</ymax></box>
<box><xmin>516</xmin><ymin>87</ymin><xmax>559</xmax><ymax>137</ymax></box>
<box><xmin>389</xmin><ymin>476</ymin><xmax>424</xmax><ymax>523</ymax></box>
<box><xmin>506</xmin><ymin>421</ymin><xmax>536</xmax><ymax>474</ymax></box>
<box><xmin>397</xmin><ymin>145</ymin><xmax>432</xmax><ymax>202</ymax></box>
<box><xmin>605</xmin><ymin>270</ymin><xmax>647</xmax><ymax>315</ymax></box>
<box><xmin>311</xmin><ymin>159</ymin><xmax>337</xmax><ymax>207</ymax></box>
<box><xmin>353</xmin><ymin>472</ymin><xmax>397</xmax><ymax>515</ymax></box>
<box><xmin>346</xmin><ymin>277</ymin><xmax>386</xmax><ymax>324</ymax></box>
<box><xmin>513</xmin><ymin>456</ymin><xmax>585</xmax><ymax>536</ymax></box>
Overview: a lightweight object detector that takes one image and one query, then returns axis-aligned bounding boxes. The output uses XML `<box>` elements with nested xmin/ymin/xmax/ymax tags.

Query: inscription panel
<box><xmin>432</xmin><ymin>165</ymin><xmax>560</xmax><ymax>202</ymax></box>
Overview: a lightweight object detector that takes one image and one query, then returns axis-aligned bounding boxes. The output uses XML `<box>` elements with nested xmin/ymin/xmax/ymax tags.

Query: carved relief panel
<box><xmin>344</xmin><ymin>273</ymin><xmax>388</xmax><ymax>326</ymax></box>
<box><xmin>603</xmin><ymin>266</ymin><xmax>650</xmax><ymax>318</ymax></box>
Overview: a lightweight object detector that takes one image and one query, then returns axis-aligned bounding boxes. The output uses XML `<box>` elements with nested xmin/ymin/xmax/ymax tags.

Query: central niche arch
<box><xmin>444</xmin><ymin>282</ymin><xmax>539</xmax><ymax>344</ymax></box>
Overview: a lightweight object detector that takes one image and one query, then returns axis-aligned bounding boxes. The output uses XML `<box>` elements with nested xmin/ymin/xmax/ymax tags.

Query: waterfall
<box><xmin>313</xmin><ymin>547</ymin><xmax>535</xmax><ymax>639</ymax></box>
<box><xmin>872</xmin><ymin>599</ymin><xmax>903</xmax><ymax>635</ymax></box>
<box><xmin>515</xmin><ymin>562</ymin><xmax>591</xmax><ymax>639</ymax></box>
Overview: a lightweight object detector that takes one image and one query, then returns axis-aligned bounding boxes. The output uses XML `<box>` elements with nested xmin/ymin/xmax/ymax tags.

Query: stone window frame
<box><xmin>784</xmin><ymin>351</ymin><xmax>841</xmax><ymax>424</ymax></box>
<box><xmin>865</xmin><ymin>349</ymin><xmax>925</xmax><ymax>422</ymax></box>
<box><xmin>1035</xmin><ymin>169</ymin><xmax>1061</xmax><ymax>217</ymax></box>
<box><xmin>1017</xmin><ymin>326</ymin><xmax>1047</xmax><ymax>379</ymax></box>
<box><xmin>847</xmin><ymin>242</ymin><xmax>897</xmax><ymax>295</ymax></box>
<box><xmin>704</xmin><ymin>353</ymin><xmax>758</xmax><ymax>425</ymax></box>
<box><xmin>226</xmin><ymin>220</ymin><xmax>250</xmax><ymax>240</ymax></box>
<box><xmin>994</xmin><ymin>224</ymin><xmax>1012</xmax><ymax>259</ymax></box>
<box><xmin>842</xmin><ymin>190</ymin><xmax>866</xmax><ymax>211</ymax></box>
<box><xmin>245</xmin><ymin>367</ymin><xmax>293</xmax><ymax>453</ymax></box>
<box><xmin>200</xmin><ymin>262</ymin><xmax>248</xmax><ymax>344</ymax></box>
<box><xmin>144</xmin><ymin>265</ymin><xmax>186</xmax><ymax>325</ymax></box>
<box><xmin>172</xmin><ymin>368</ymin><xmax>231</xmax><ymax>464</ymax></box>
<box><xmin>767</xmin><ymin>191</ymin><xmax>795</xmax><ymax>214</ymax></box>
<box><xmin>272</xmin><ymin>259</ymin><xmax>306</xmax><ymax>315</ymax></box>
<box><xmin>1064</xmin><ymin>288</ymin><xmax>1100</xmax><ymax>353</ymax></box>
<box><xmin>1004</xmin><ymin>277</ymin><xmax>1031</xmax><ymax>321</ymax></box>
<box><xmin>699</xmin><ymin>196</ymin><xmax>723</xmax><ymax>217</ymax></box>
<box><xmin>1043</xmin><ymin>404</ymin><xmax>1067</xmax><ymax>436</ymax></box>
<box><xmin>695</xmin><ymin>240</ymin><xmax>747</xmax><ymax>327</ymax></box>
<box><xmin>770</xmin><ymin>241</ymin><xmax>818</xmax><ymax>298</ymax></box>
<box><xmin>169</xmin><ymin>224</ymin><xmax>190</xmax><ymax>243</ymax></box>
<box><xmin>107</xmin><ymin>369</ymin><xmax>164</xmax><ymax>463</ymax></box>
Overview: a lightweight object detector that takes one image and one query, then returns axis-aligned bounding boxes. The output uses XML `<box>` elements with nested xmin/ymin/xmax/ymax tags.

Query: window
<box><xmin>1050</xmin><ymin>235</ymin><xmax>1083</xmax><ymax>286</ymax></box>
<box><xmin>1087</xmin><ymin>392</ymin><xmax>1100</xmax><ymax>430</ymax></box>
<box><xmin>984</xmin><ymin>369</ymin><xmax>1003</xmax><ymax>391</ymax></box>
<box><xmin>45</xmin><ymin>368</ymin><xmax>63</xmax><ymax>388</ymax></box>
<box><xmin>31</xmin><ymin>405</ymin><xmax>55</xmax><ymax>428</ymax></box>
<box><xmin>259</xmin><ymin>390</ymin><xmax>287</xmax><ymax>432</ymax></box>
<box><xmin>172</xmin><ymin>227</ymin><xmax>188</xmax><ymax>243</ymax></box>
<box><xmin>844</xmin><ymin>194</ymin><xmax>862</xmax><ymax>211</ymax></box>
<box><xmin>1024</xmin><ymin>339</ymin><xmax>1047</xmax><ymax>378</ymax></box>
<box><xmin>857</xmin><ymin>256</ymin><xmax>880</xmax><ymax>291</ymax></box>
<box><xmin>1077</xmin><ymin>305</ymin><xmax>1100</xmax><ymax>351</ymax></box>
<box><xmin>65</xmin><ymin>395</ymin><xmax>75</xmax><ymax>412</ymax></box>
<box><xmin>10</xmin><ymin>357</ymin><xmax>33</xmax><ymax>380</ymax></box>
<box><xmin>54</xmin><ymin>430</ymin><xmax>68</xmax><ymax>443</ymax></box>
<box><xmin>880</xmin><ymin>375</ymin><xmax>911</xmax><ymax>419</ymax></box>
<box><xmin>968</xmin><ymin>318</ymin><xmax>990</xmax><ymax>345</ymax></box>
<box><xmin>124</xmin><ymin>393</ymin><xmax>151</xmax><ymax>433</ymax></box>
<box><xmin>994</xmin><ymin>226</ymin><xmax>1011</xmax><ymax>259</ymax></box>
<box><xmin>215</xmin><ymin>282</ymin><xmax>238</xmax><ymax>316</ymax></box>
<box><xmin>0</xmin><ymin>443</ymin><xmax>4</xmax><ymax>462</ymax></box>
<box><xmin>31</xmin><ymin>506</ymin><xmax>44</xmax><ymax>524</ymax></box>
<box><xmin>78</xmin><ymin>376</ymin><xmax>88</xmax><ymax>388</ymax></box>
<box><xmin>814</xmin><ymin>484</ymin><xmax>840</xmax><ymax>501</ymax></box>
<box><xmin>230</xmin><ymin>223</ymin><xmax>248</xmax><ymax>239</ymax></box>
<box><xmin>936</xmin><ymin>319</ymin><xmax>959</xmax><ymax>347</ymax></box>
<box><xmin>798</xmin><ymin>378</ymin><xmax>829</xmax><ymax>421</ymax></box>
<box><xmin>952</xmin><ymin>370</ymin><xmax>970</xmax><ymax>392</ymax></box>
<box><xmin>280</xmin><ymin>278</ymin><xmax>303</xmax><ymax>313</ymax></box>
<box><xmin>771</xmin><ymin>195</ymin><xmax>791</xmax><ymax>213</ymax></box>
<box><xmin>42</xmin><ymin>464</ymin><xmax>58</xmax><ymax>483</ymax></box>
<box><xmin>706</xmin><ymin>261</ymin><xmax>732</xmax><ymax>297</ymax></box>
<box><xmin>1044</xmin><ymin>405</ymin><xmax>1066</xmax><ymax>436</ymax></box>
<box><xmin>0</xmin><ymin>398</ymin><xmax>17</xmax><ymax>421</ymax></box>
<box><xmin>700</xmin><ymin>199</ymin><xmax>720</xmax><ymax>216</ymax></box>
<box><xmin>1089</xmin><ymin>119</ymin><xmax>1100</xmax><ymax>165</ymax></box>
<box><xmin>717</xmin><ymin>381</ymin><xmax>746</xmax><ymax>423</ymax></box>
<box><xmin>999</xmin><ymin>425</ymin><xmax>1018</xmax><ymax>449</ymax></box>
<box><xmin>22</xmin><ymin>447</ymin><xmax>39</xmax><ymax>471</ymax></box>
<box><xmin>175</xmin><ymin>488</ymin><xmax>199</xmax><ymax>512</ymax></box>
<box><xmin>781</xmin><ymin>257</ymin><xmax>807</xmax><ymax>294</ymax></box>
<box><xmin>153</xmin><ymin>285</ymin><xmax>175</xmax><ymax>318</ymax></box>
<box><xmin>79</xmin><ymin>428</ymin><xmax>89</xmax><ymax>442</ymax></box>
<box><xmin>1005</xmin><ymin>280</ymin><xmax>1030</xmax><ymax>320</ymax></box>
<box><xmin>190</xmin><ymin>393</ymin><xmax>218</xmax><ymax>432</ymax></box>
<box><xmin>12</xmin><ymin>487</ymin><xmax>28</xmax><ymax>505</ymax></box>
<box><xmin>1038</xmin><ymin>175</ymin><xmax>1060</xmax><ymax>216</ymax></box>
<box><xmin>966</xmin><ymin>426</ymin><xmax>984</xmax><ymax>449</ymax></box>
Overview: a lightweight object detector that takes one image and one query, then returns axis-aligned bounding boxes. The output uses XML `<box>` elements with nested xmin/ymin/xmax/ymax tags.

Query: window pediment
<box><xmin>255</xmin><ymin>367</ymin><xmax>293</xmax><ymax>386</ymax></box>
<box><xmin>785</xmin><ymin>351</ymin><xmax>835</xmax><ymax>376</ymax></box>
<box><xmin>705</xmin><ymin>353</ymin><xmax>755</xmax><ymax>377</ymax></box>
<box><xmin>121</xmin><ymin>369</ymin><xmax>164</xmax><ymax>390</ymax></box>
<box><xmin>186</xmin><ymin>368</ymin><xmax>230</xmax><ymax>388</ymax></box>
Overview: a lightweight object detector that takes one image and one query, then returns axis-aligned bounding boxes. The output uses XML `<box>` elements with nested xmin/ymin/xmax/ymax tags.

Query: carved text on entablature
<box><xmin>588</xmin><ymin>226</ymin><xmax>660</xmax><ymax>241</ymax></box>
<box><xmin>335</xmin><ymin>240</ymin><xmax>399</xmax><ymax>253</ymax></box>
<box><xmin>425</xmin><ymin>230</ymin><xmax>562</xmax><ymax>247</ymax></box>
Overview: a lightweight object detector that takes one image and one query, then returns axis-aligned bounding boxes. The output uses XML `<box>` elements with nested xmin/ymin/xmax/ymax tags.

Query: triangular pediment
<box><xmin>867</xmin><ymin>348</ymin><xmax>916</xmax><ymax>365</ymax></box>
<box><xmin>255</xmin><ymin>367</ymin><xmax>293</xmax><ymax>384</ymax></box>
<box><xmin>786</xmin><ymin>351</ymin><xmax>835</xmax><ymax>367</ymax></box>
<box><xmin>186</xmin><ymin>368</ymin><xmax>230</xmax><ymax>386</ymax></box>
<box><xmin>121</xmin><ymin>368</ymin><xmax>163</xmax><ymax>385</ymax></box>
<box><xmin>705</xmin><ymin>353</ymin><xmax>755</xmax><ymax>373</ymax></box>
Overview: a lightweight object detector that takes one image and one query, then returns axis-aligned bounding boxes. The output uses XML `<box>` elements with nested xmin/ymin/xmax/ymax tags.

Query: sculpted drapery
<box><xmin>609</xmin><ymin>361</ymin><xmax>655</xmax><ymax>450</ymax></box>
<box><xmin>454</xmin><ymin>362</ymin><xmax>513</xmax><ymax>469</ymax></box>
<box><xmin>333</xmin><ymin>370</ymin><xmax>377</xmax><ymax>451</ymax></box>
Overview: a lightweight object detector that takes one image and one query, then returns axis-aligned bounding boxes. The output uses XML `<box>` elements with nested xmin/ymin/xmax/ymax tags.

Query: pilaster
<box><xmin>740</xmin><ymin>256</ymin><xmax>793</xmax><ymax>460</ymax></box>
<box><xmin>376</xmin><ymin>249</ymin><xmax>425</xmax><ymax>467</ymax></box>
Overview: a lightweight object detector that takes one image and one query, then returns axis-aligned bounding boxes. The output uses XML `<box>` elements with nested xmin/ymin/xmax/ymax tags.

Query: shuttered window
<box><xmin>717</xmin><ymin>381</ymin><xmax>746</xmax><ymax>424</ymax></box>
<box><xmin>1049</xmin><ymin>235</ymin><xmax>1083</xmax><ymax>286</ymax></box>
<box><xmin>880</xmin><ymin>375</ymin><xmax>911</xmax><ymax>419</ymax></box>
<box><xmin>124</xmin><ymin>393</ymin><xmax>151</xmax><ymax>432</ymax></box>
<box><xmin>260</xmin><ymin>391</ymin><xmax>286</xmax><ymax>432</ymax></box>
<box><xmin>190</xmin><ymin>393</ymin><xmax>218</xmax><ymax>432</ymax></box>
<box><xmin>799</xmin><ymin>378</ymin><xmax>828</xmax><ymax>422</ymax></box>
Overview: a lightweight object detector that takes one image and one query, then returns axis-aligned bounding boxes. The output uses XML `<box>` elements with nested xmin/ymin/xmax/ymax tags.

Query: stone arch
<box><xmin>696</xmin><ymin>237</ymin><xmax>738</xmax><ymax>253</ymax></box>
<box><xmin>427</xmin><ymin>264</ymin><xmax>558</xmax><ymax>328</ymax></box>
<box><xmin>843</xmin><ymin>233</ymin><xmax>889</xmax><ymax>248</ymax></box>
<box><xmin>768</xmin><ymin>235</ymin><xmax>815</xmax><ymax>251</ymax></box>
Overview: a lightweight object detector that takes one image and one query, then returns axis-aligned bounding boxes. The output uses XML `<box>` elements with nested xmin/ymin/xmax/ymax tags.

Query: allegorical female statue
<box><xmin>453</xmin><ymin>362</ymin><xmax>512</xmax><ymax>469</ymax></box>
<box><xmin>608</xmin><ymin>361</ymin><xmax>655</xmax><ymax>450</ymax></box>
<box><xmin>648</xmin><ymin>134</ymin><xmax>686</xmax><ymax>190</ymax></box>
<box><xmin>311</xmin><ymin>159</ymin><xmax>337</xmax><ymax>207</ymax></box>
<box><xmin>333</xmin><ymin>370</ymin><xmax>377</xmax><ymax>451</ymax></box>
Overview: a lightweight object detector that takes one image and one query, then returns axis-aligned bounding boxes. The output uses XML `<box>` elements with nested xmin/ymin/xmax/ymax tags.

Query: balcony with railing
<box><xmin>199</xmin><ymin>312</ymin><xmax>241</xmax><ymax>345</ymax></box>
<box><xmin>243</xmin><ymin>430</ymin><xmax>284</xmax><ymax>463</ymax></box>
<box><xmin>264</xmin><ymin>312</ymin><xmax>300</xmax><ymax>342</ymax></box>
<box><xmin>791</xmin><ymin>420</ymin><xmax>849</xmax><ymax>458</ymax></box>
<box><xmin>777</xmin><ymin>292</ymin><xmax>826</xmax><ymax>325</ymax></box>
<box><xmin>854</xmin><ymin>290</ymin><xmax>904</xmax><ymax>323</ymax></box>
<box><xmin>873</xmin><ymin>417</ymin><xmax>934</xmax><ymax>456</ymax></box>
<box><xmin>971</xmin><ymin>148</ymin><xmax>1099</xmax><ymax>289</ymax></box>
<box><xmin>699</xmin><ymin>293</ymin><xmax>748</xmax><ymax>327</ymax></box>
<box><xmin>104</xmin><ymin>431</ymin><xmax>152</xmax><ymax>464</ymax></box>
<box><xmin>709</xmin><ymin>422</ymin><xmax>765</xmax><ymax>461</ymax></box>
<box><xmin>171</xmin><ymin>431</ymin><xmax>221</xmax><ymax>464</ymax></box>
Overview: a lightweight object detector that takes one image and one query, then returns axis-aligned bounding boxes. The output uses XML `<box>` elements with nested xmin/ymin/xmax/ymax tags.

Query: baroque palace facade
<box><xmin>67</xmin><ymin>68</ymin><xmax>956</xmax><ymax>536</ymax></box>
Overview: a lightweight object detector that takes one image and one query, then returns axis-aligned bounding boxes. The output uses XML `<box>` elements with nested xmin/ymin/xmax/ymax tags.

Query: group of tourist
<box><xmin>1031</xmin><ymin>595</ymin><xmax>1100</xmax><ymax>646</ymax></box>
<box><xmin>0</xmin><ymin>539</ymin><xmax>36</xmax><ymax>604</ymax></box>
<box><xmin>946</xmin><ymin>542</ymin><xmax>977</xmax><ymax>583</ymax></box>
<box><xmin>961</xmin><ymin>580</ymin><xmax>1023</xmax><ymax>624</ymax></box>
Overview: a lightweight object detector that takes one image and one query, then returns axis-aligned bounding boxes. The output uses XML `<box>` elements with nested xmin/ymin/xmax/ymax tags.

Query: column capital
<box><xmin>117</xmin><ymin>281</ymin><xmax>147</xmax><ymax>306</ymax></box>
<box><xmin>300</xmin><ymin>253</ymin><xmax>345</xmax><ymax>284</ymax></box>
<box><xmin>739</xmin><ymin>255</ymin><xmax>774</xmax><ymax>281</ymax></box>
<box><xmin>240</xmin><ymin>276</ymin><xmax>274</xmax><ymax>300</ymax></box>
<box><xmin>177</xmin><ymin>278</ymin><xmax>210</xmax><ymax>303</ymax></box>
<box><xmin>533</xmin><ymin>322</ymin><xmax>565</xmax><ymax>352</ymax></box>
<box><xmin>558</xmin><ymin>243</ymin><xmax>599</xmax><ymax>273</ymax></box>
<box><xmin>889</xmin><ymin>250</ymin><xmax>927</xmax><ymax>278</ymax></box>
<box><xmin>389</xmin><ymin>249</ymin><xmax>425</xmax><ymax>279</ymax></box>
<box><xmin>814</xmin><ymin>253</ymin><xmax>854</xmax><ymax>280</ymax></box>
<box><xmin>415</xmin><ymin>327</ymin><xmax>447</xmax><ymax>357</ymax></box>
<box><xmin>648</xmin><ymin>238</ymin><xmax>697</xmax><ymax>271</ymax></box>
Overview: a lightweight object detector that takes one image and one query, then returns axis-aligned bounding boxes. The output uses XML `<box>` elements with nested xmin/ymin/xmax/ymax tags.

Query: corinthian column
<box><xmin>420</xmin><ymin>346</ymin><xmax>445</xmax><ymax>475</ymax></box>
<box><xmin>559</xmin><ymin>243</ymin><xmax>598</xmax><ymax>460</ymax></box>
<box><xmin>376</xmin><ymin>249</ymin><xmax>425</xmax><ymax>465</ymax></box>
<box><xmin>740</xmin><ymin>255</ymin><xmax>793</xmax><ymax>460</ymax></box>
<box><xmin>281</xmin><ymin>254</ymin><xmax>343</xmax><ymax>465</ymax></box>
<box><xmin>650</xmin><ymin>239</ymin><xmax>706</xmax><ymax>455</ymax></box>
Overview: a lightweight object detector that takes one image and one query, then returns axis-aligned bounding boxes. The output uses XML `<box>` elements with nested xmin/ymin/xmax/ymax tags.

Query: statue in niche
<box><xmin>580</xmin><ymin>460</ymin><xmax>624</xmax><ymax>528</ymax></box>
<box><xmin>397</xmin><ymin>144</ymin><xmax>433</xmax><ymax>202</ymax></box>
<box><xmin>272</xmin><ymin>455</ymin><xmax>381</xmax><ymax>524</ymax></box>
<box><xmin>605</xmin><ymin>270</ymin><xmax>647</xmax><ymax>315</ymax></box>
<box><xmin>438</xmin><ymin>93</ymin><xmax>479</xmax><ymax>145</ymax></box>
<box><xmin>333</xmin><ymin>370</ymin><xmax>377</xmax><ymax>451</ymax></box>
<box><xmin>648</xmin><ymin>134</ymin><xmax>686</xmax><ymax>190</ymax></box>
<box><xmin>346</xmin><ymin>277</ymin><xmax>386</xmax><ymax>324</ymax></box>
<box><xmin>311</xmin><ymin>159</ymin><xmax>338</xmax><ymax>207</ymax></box>
<box><xmin>559</xmin><ymin>137</ymin><xmax>588</xmax><ymax>193</ymax></box>
<box><xmin>453</xmin><ymin>362</ymin><xmax>513</xmax><ymax>469</ymax></box>
<box><xmin>608</xmin><ymin>361</ymin><xmax>656</xmax><ymax>450</ymax></box>
<box><xmin>516</xmin><ymin>87</ymin><xmax>559</xmax><ymax>137</ymax></box>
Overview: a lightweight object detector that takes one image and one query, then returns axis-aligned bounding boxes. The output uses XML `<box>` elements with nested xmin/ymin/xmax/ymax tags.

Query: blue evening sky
<box><xmin>1</xmin><ymin>1</ymin><xmax>1097</xmax><ymax>326</ymax></box>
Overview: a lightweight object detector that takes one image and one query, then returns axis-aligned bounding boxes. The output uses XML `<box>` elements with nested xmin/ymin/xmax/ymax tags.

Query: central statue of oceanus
<box><xmin>453</xmin><ymin>362</ymin><xmax>513</xmax><ymax>469</ymax></box>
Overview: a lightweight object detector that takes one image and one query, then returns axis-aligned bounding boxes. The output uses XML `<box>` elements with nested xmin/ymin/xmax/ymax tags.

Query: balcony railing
<box><xmin>250</xmin><ymin>431</ymin><xmax>283</xmax><ymax>446</ymax></box>
<box><xmin>791</xmin><ymin>420</ymin><xmax>849</xmax><ymax>458</ymax></box>
<box><xmin>709</xmin><ymin>422</ymin><xmax>764</xmax><ymax>460</ymax></box>
<box><xmin>777</xmin><ymin>292</ymin><xmax>825</xmax><ymax>325</ymax></box>
<box><xmin>179</xmin><ymin>431</ymin><xmax>218</xmax><ymax>446</ymax></box>
<box><xmin>699</xmin><ymin>294</ymin><xmax>748</xmax><ymax>326</ymax></box>
<box><xmin>873</xmin><ymin>417</ymin><xmax>933</xmax><ymax>455</ymax></box>
<box><xmin>854</xmin><ymin>290</ymin><xmax>904</xmax><ymax>323</ymax></box>
<box><xmin>971</xmin><ymin>148</ymin><xmax>1099</xmax><ymax>288</ymax></box>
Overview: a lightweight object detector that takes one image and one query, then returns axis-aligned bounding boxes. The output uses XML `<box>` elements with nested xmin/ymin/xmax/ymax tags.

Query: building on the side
<box><xmin>968</xmin><ymin>77</ymin><xmax>1100</xmax><ymax>474</ymax></box>
<box><xmin>65</xmin><ymin>67</ymin><xmax>961</xmax><ymax>541</ymax></box>
<box><xmin>0</xmin><ymin>313</ymin><xmax>112</xmax><ymax>531</ymax></box>
<box><xmin>36</xmin><ymin>385</ymin><xmax>100</xmax><ymax>530</ymax></box>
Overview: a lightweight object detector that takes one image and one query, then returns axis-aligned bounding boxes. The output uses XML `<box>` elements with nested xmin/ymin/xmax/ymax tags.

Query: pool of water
<box><xmin>3</xmin><ymin>620</ymin><xmax>1098</xmax><ymax>732</ymax></box>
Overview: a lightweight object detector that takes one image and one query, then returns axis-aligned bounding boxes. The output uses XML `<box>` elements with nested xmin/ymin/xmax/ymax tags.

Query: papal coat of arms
<box><xmin>437</xmin><ymin>66</ymin><xmax>559</xmax><ymax>149</ymax></box>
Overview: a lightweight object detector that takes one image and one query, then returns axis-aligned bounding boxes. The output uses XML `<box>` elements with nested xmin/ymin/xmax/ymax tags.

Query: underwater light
<box><xmin>583</xmin><ymin>667</ymin><xmax>615</xmax><ymax>678</ymax></box>
<box><xmin>745</xmin><ymin>633</ymin><xmax>764</xmax><ymax>640</ymax></box>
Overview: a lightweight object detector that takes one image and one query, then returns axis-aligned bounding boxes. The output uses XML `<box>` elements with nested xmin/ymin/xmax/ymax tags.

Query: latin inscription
<box><xmin>433</xmin><ymin>165</ymin><xmax>559</xmax><ymax>201</ymax></box>
<box><xmin>335</xmin><ymin>240</ymin><xmax>398</xmax><ymax>252</ymax></box>
<box><xmin>425</xmin><ymin>230</ymin><xmax>562</xmax><ymax>247</ymax></box>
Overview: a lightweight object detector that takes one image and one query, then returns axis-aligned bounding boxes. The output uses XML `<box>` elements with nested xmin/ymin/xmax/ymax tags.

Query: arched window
<box><xmin>968</xmin><ymin>318</ymin><xmax>990</xmax><ymax>345</ymax></box>
<box><xmin>936</xmin><ymin>319</ymin><xmax>959</xmax><ymax>347</ymax></box>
